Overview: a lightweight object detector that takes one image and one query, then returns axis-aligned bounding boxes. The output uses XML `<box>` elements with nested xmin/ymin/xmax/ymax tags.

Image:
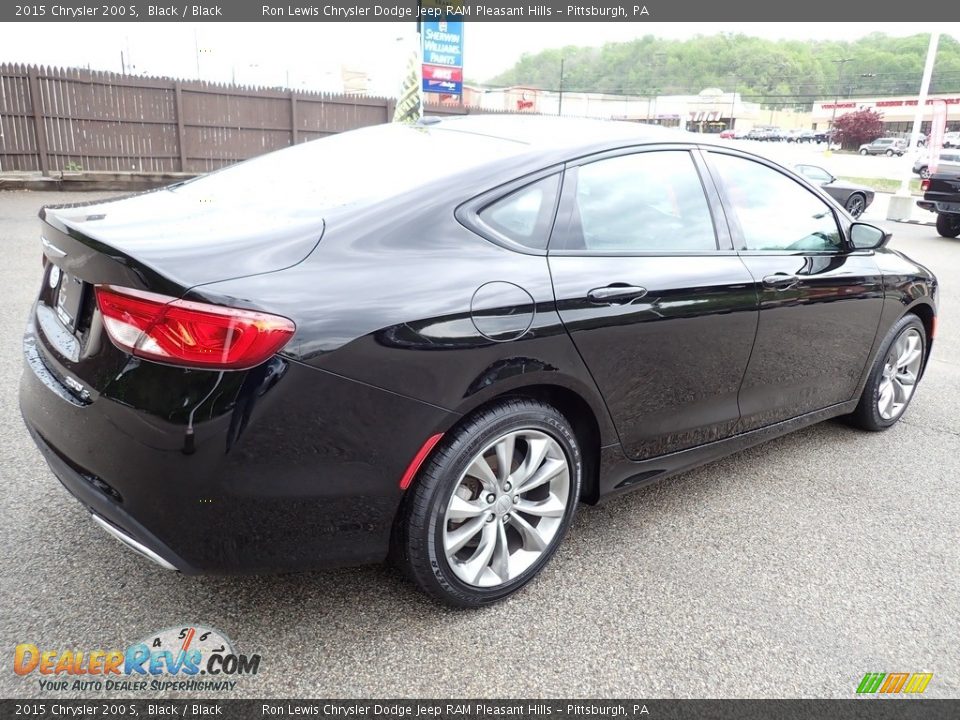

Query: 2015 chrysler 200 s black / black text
<box><xmin>20</xmin><ymin>117</ymin><xmax>938</xmax><ymax>607</ymax></box>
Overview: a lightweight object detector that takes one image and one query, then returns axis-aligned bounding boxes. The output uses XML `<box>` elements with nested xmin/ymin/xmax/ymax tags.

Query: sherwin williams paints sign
<box><xmin>422</xmin><ymin>19</ymin><xmax>463</xmax><ymax>96</ymax></box>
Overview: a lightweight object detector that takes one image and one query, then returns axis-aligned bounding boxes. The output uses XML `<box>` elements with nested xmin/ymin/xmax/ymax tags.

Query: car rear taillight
<box><xmin>921</xmin><ymin>179</ymin><xmax>930</xmax><ymax>192</ymax></box>
<box><xmin>95</xmin><ymin>285</ymin><xmax>295</xmax><ymax>370</ymax></box>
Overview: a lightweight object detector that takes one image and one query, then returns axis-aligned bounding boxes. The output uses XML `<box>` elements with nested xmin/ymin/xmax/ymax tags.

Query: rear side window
<box><xmin>476</xmin><ymin>174</ymin><xmax>561</xmax><ymax>251</ymax></box>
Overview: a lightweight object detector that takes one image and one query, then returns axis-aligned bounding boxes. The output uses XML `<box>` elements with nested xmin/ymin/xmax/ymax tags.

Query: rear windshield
<box><xmin>171</xmin><ymin>123</ymin><xmax>525</xmax><ymax>213</ymax></box>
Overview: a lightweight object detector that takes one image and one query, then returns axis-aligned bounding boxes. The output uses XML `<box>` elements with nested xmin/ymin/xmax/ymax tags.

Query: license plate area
<box><xmin>52</xmin><ymin>267</ymin><xmax>86</xmax><ymax>334</ymax></box>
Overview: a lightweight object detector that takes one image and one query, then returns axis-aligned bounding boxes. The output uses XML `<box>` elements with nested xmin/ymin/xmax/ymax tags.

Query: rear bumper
<box><xmin>20</xmin><ymin>326</ymin><xmax>458</xmax><ymax>574</ymax></box>
<box><xmin>26</xmin><ymin>421</ymin><xmax>186</xmax><ymax>571</ymax></box>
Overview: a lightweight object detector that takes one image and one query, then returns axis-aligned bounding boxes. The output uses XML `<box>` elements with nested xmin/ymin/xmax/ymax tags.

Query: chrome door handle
<box><xmin>587</xmin><ymin>284</ymin><xmax>648</xmax><ymax>304</ymax></box>
<box><xmin>762</xmin><ymin>273</ymin><xmax>799</xmax><ymax>290</ymax></box>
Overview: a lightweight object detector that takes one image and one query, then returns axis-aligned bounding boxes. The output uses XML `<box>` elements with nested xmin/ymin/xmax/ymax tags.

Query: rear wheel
<box><xmin>395</xmin><ymin>399</ymin><xmax>581</xmax><ymax>607</ymax></box>
<box><xmin>885</xmin><ymin>149</ymin><xmax>894</xmax><ymax>157</ymax></box>
<box><xmin>936</xmin><ymin>213</ymin><xmax>960</xmax><ymax>238</ymax></box>
<box><xmin>919</xmin><ymin>167</ymin><xmax>931</xmax><ymax>179</ymax></box>
<box><xmin>847</xmin><ymin>315</ymin><xmax>926</xmax><ymax>431</ymax></box>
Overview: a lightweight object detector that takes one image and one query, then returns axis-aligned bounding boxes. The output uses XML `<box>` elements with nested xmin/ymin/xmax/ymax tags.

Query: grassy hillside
<box><xmin>488</xmin><ymin>33</ymin><xmax>960</xmax><ymax>108</ymax></box>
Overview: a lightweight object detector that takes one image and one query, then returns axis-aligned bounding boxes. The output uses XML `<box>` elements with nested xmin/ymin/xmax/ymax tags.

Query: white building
<box><xmin>460</xmin><ymin>86</ymin><xmax>812</xmax><ymax>133</ymax></box>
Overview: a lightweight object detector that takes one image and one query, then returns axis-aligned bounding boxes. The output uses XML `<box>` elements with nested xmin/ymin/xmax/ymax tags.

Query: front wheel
<box><xmin>885</xmin><ymin>149</ymin><xmax>894</xmax><ymax>156</ymax></box>
<box><xmin>919</xmin><ymin>167</ymin><xmax>931</xmax><ymax>179</ymax></box>
<box><xmin>394</xmin><ymin>399</ymin><xmax>581</xmax><ymax>607</ymax></box>
<box><xmin>847</xmin><ymin>315</ymin><xmax>926</xmax><ymax>431</ymax></box>
<box><xmin>860</xmin><ymin>149</ymin><xmax>868</xmax><ymax>155</ymax></box>
<box><xmin>936</xmin><ymin>213</ymin><xmax>960</xmax><ymax>238</ymax></box>
<box><xmin>845</xmin><ymin>193</ymin><xmax>867</xmax><ymax>218</ymax></box>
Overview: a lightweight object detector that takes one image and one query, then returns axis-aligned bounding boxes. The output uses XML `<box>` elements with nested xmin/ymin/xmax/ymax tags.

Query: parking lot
<box><xmin>0</xmin><ymin>189</ymin><xmax>958</xmax><ymax>699</ymax></box>
<box><xmin>716</xmin><ymin>137</ymin><xmax>924</xmax><ymax>182</ymax></box>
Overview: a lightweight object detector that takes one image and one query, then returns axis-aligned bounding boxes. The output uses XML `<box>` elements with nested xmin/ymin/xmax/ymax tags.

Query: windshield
<box><xmin>171</xmin><ymin>123</ymin><xmax>526</xmax><ymax>214</ymax></box>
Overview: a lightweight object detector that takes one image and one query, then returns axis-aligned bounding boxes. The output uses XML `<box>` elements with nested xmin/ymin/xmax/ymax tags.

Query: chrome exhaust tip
<box><xmin>91</xmin><ymin>514</ymin><xmax>179</xmax><ymax>572</ymax></box>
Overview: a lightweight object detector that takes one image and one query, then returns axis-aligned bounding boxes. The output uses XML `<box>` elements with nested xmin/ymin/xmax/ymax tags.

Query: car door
<box><xmin>548</xmin><ymin>146</ymin><xmax>758</xmax><ymax>461</ymax></box>
<box><xmin>702</xmin><ymin>149</ymin><xmax>885</xmax><ymax>431</ymax></box>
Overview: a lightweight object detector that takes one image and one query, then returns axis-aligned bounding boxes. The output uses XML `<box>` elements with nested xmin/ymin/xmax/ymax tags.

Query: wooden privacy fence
<box><xmin>0</xmin><ymin>63</ymin><xmax>487</xmax><ymax>176</ymax></box>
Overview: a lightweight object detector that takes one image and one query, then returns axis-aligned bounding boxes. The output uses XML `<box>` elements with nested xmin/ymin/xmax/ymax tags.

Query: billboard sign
<box><xmin>422</xmin><ymin>20</ymin><xmax>463</xmax><ymax>96</ymax></box>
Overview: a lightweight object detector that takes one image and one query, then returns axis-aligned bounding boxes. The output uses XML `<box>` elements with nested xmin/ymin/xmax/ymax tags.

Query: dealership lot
<box><xmin>0</xmin><ymin>190</ymin><xmax>958</xmax><ymax>698</ymax></box>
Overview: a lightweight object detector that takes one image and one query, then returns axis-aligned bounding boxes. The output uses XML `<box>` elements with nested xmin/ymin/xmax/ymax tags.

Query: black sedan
<box><xmin>20</xmin><ymin>117</ymin><xmax>937</xmax><ymax>607</ymax></box>
<box><xmin>795</xmin><ymin>164</ymin><xmax>875</xmax><ymax>218</ymax></box>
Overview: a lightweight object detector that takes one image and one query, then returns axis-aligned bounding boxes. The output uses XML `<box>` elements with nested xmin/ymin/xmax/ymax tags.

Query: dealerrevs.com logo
<box><xmin>14</xmin><ymin>625</ymin><xmax>261</xmax><ymax>693</ymax></box>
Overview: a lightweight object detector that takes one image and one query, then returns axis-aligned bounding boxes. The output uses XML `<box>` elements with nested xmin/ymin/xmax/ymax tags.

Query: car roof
<box><xmin>422</xmin><ymin>114</ymin><xmax>699</xmax><ymax>156</ymax></box>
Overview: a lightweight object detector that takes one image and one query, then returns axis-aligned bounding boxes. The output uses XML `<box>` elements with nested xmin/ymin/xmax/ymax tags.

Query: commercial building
<box><xmin>461</xmin><ymin>85</ymin><xmax>812</xmax><ymax>133</ymax></box>
<box><xmin>812</xmin><ymin>94</ymin><xmax>960</xmax><ymax>133</ymax></box>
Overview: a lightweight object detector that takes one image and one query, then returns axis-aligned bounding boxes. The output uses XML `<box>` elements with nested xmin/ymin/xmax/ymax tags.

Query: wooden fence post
<box><xmin>174</xmin><ymin>81</ymin><xmax>187</xmax><ymax>172</ymax></box>
<box><xmin>27</xmin><ymin>66</ymin><xmax>50</xmax><ymax>176</ymax></box>
<box><xmin>290</xmin><ymin>94</ymin><xmax>299</xmax><ymax>145</ymax></box>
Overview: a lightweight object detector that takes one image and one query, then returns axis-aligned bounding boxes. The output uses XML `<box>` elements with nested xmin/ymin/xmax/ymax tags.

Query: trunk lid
<box><xmin>31</xmin><ymin>188</ymin><xmax>323</xmax><ymax>399</ymax></box>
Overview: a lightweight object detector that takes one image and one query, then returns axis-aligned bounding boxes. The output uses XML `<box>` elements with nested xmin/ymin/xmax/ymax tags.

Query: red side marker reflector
<box><xmin>930</xmin><ymin>315</ymin><xmax>937</xmax><ymax>339</ymax></box>
<box><xmin>399</xmin><ymin>433</ymin><xmax>444</xmax><ymax>490</ymax></box>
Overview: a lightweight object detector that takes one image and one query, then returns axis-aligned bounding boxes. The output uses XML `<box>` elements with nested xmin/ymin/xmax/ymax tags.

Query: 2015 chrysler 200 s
<box><xmin>20</xmin><ymin>116</ymin><xmax>937</xmax><ymax>607</ymax></box>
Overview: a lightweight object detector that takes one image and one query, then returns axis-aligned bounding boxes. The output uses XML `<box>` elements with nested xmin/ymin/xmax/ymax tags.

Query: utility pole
<box><xmin>829</xmin><ymin>57</ymin><xmax>854</xmax><ymax>135</ymax></box>
<box><xmin>728</xmin><ymin>77</ymin><xmax>737</xmax><ymax>131</ymax></box>
<box><xmin>558</xmin><ymin>58</ymin><xmax>564</xmax><ymax>117</ymax></box>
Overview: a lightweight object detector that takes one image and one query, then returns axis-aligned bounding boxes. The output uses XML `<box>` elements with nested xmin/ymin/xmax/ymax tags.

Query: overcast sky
<box><xmin>1</xmin><ymin>22</ymin><xmax>955</xmax><ymax>95</ymax></box>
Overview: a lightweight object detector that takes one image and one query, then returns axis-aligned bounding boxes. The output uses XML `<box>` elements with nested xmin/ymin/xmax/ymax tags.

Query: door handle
<box><xmin>762</xmin><ymin>273</ymin><xmax>800</xmax><ymax>290</ymax></box>
<box><xmin>587</xmin><ymin>284</ymin><xmax>648</xmax><ymax>304</ymax></box>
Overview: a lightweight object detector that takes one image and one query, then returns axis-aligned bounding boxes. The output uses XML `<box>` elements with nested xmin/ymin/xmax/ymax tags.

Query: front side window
<box><xmin>567</xmin><ymin>150</ymin><xmax>717</xmax><ymax>253</ymax></box>
<box><xmin>709</xmin><ymin>153</ymin><xmax>843</xmax><ymax>253</ymax></box>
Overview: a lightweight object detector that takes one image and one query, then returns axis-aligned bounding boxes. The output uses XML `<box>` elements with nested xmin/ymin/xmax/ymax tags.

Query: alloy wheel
<box><xmin>877</xmin><ymin>328</ymin><xmax>923</xmax><ymax>420</ymax></box>
<box><xmin>442</xmin><ymin>429</ymin><xmax>571</xmax><ymax>588</ymax></box>
<box><xmin>846</xmin><ymin>194</ymin><xmax>866</xmax><ymax>218</ymax></box>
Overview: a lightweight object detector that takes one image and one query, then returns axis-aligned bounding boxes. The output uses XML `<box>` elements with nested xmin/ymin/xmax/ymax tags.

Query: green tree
<box><xmin>488</xmin><ymin>33</ymin><xmax>960</xmax><ymax>110</ymax></box>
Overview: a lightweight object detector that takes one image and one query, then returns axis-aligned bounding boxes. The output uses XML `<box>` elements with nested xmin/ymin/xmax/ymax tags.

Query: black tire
<box><xmin>393</xmin><ymin>398</ymin><xmax>582</xmax><ymax>607</ymax></box>
<box><xmin>885</xmin><ymin>149</ymin><xmax>894</xmax><ymax>157</ymax></box>
<box><xmin>847</xmin><ymin>314</ymin><xmax>926</xmax><ymax>431</ymax></box>
<box><xmin>936</xmin><ymin>213</ymin><xmax>960</xmax><ymax>239</ymax></box>
<box><xmin>844</xmin><ymin>192</ymin><xmax>867</xmax><ymax>218</ymax></box>
<box><xmin>919</xmin><ymin>166</ymin><xmax>931</xmax><ymax>179</ymax></box>
<box><xmin>859</xmin><ymin>149</ymin><xmax>868</xmax><ymax>155</ymax></box>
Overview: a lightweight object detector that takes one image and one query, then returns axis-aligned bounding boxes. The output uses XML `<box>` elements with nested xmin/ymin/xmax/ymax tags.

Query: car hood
<box><xmin>40</xmin><ymin>185</ymin><xmax>324</xmax><ymax>290</ymax></box>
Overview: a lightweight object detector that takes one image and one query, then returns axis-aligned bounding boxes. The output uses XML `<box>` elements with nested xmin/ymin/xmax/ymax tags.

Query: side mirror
<box><xmin>849</xmin><ymin>222</ymin><xmax>891</xmax><ymax>250</ymax></box>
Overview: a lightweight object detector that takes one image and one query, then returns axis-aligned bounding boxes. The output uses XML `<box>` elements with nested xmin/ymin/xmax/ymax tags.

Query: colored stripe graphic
<box><xmin>857</xmin><ymin>673</ymin><xmax>886</xmax><ymax>693</ymax></box>
<box><xmin>903</xmin><ymin>673</ymin><xmax>933</xmax><ymax>694</ymax></box>
<box><xmin>880</xmin><ymin>673</ymin><xmax>909</xmax><ymax>693</ymax></box>
<box><xmin>857</xmin><ymin>672</ymin><xmax>932</xmax><ymax>694</ymax></box>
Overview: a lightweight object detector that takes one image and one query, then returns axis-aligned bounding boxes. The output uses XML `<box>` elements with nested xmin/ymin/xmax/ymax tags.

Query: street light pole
<box><xmin>888</xmin><ymin>31</ymin><xmax>940</xmax><ymax>219</ymax></box>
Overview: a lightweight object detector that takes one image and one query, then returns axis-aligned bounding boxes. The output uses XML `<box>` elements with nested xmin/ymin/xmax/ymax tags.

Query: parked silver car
<box><xmin>859</xmin><ymin>138</ymin><xmax>907</xmax><ymax>156</ymax></box>
<box><xmin>913</xmin><ymin>150</ymin><xmax>960</xmax><ymax>179</ymax></box>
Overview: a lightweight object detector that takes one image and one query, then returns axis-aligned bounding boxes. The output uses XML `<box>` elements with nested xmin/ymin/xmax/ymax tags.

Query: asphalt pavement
<box><xmin>0</xmin><ymin>190</ymin><xmax>957</xmax><ymax>699</ymax></box>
